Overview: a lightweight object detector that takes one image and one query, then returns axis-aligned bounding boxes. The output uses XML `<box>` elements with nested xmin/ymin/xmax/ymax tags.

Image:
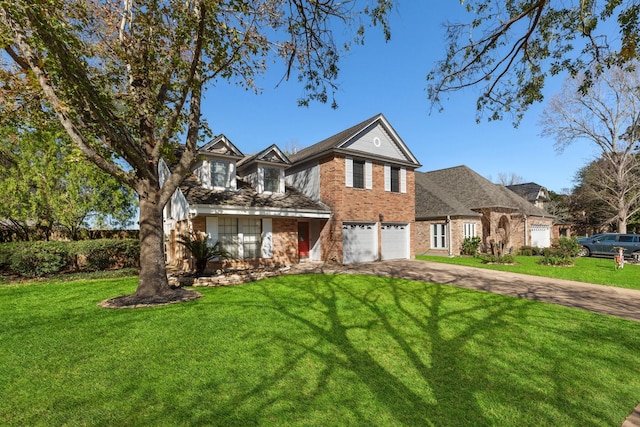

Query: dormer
<box><xmin>194</xmin><ymin>135</ymin><xmax>244</xmax><ymax>191</ymax></box>
<box><xmin>236</xmin><ymin>144</ymin><xmax>291</xmax><ymax>194</ymax></box>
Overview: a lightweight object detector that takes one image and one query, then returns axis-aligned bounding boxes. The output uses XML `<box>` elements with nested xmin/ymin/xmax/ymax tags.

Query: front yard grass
<box><xmin>417</xmin><ymin>254</ymin><xmax>640</xmax><ymax>290</ymax></box>
<box><xmin>2</xmin><ymin>274</ymin><xmax>640</xmax><ymax>426</ymax></box>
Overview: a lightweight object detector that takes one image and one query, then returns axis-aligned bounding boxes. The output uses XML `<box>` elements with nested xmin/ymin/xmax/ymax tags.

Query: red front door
<box><xmin>298</xmin><ymin>222</ymin><xmax>309</xmax><ymax>258</ymax></box>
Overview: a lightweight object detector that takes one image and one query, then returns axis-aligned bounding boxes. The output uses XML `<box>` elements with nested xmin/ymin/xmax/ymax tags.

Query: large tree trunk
<box><xmin>100</xmin><ymin>185</ymin><xmax>201</xmax><ymax>308</ymax></box>
<box><xmin>136</xmin><ymin>195</ymin><xmax>172</xmax><ymax>298</ymax></box>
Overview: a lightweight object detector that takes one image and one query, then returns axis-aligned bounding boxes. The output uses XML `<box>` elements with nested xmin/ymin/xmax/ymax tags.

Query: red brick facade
<box><xmin>318</xmin><ymin>155</ymin><xmax>416</xmax><ymax>263</ymax></box>
<box><xmin>415</xmin><ymin>212</ymin><xmax>554</xmax><ymax>256</ymax></box>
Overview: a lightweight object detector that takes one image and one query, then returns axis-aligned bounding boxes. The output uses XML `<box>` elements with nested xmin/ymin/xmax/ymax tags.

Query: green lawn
<box><xmin>417</xmin><ymin>254</ymin><xmax>640</xmax><ymax>290</ymax></box>
<box><xmin>2</xmin><ymin>274</ymin><xmax>640</xmax><ymax>426</ymax></box>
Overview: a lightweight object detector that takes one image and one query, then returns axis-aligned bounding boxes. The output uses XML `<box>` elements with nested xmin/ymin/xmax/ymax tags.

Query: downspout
<box><xmin>524</xmin><ymin>215</ymin><xmax>528</xmax><ymax>247</ymax></box>
<box><xmin>447</xmin><ymin>215</ymin><xmax>453</xmax><ymax>257</ymax></box>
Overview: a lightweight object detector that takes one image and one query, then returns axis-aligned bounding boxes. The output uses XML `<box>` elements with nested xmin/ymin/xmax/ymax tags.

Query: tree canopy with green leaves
<box><xmin>0</xmin><ymin>0</ymin><xmax>391</xmax><ymax>305</ymax></box>
<box><xmin>428</xmin><ymin>0</ymin><xmax>640</xmax><ymax>124</ymax></box>
<box><xmin>0</xmin><ymin>124</ymin><xmax>137</xmax><ymax>241</ymax></box>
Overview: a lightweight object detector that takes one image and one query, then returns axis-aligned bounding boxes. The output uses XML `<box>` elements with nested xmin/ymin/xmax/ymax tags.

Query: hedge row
<box><xmin>0</xmin><ymin>239</ymin><xmax>140</xmax><ymax>278</ymax></box>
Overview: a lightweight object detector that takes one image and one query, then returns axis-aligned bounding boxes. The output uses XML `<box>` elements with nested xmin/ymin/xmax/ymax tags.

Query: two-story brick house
<box><xmin>163</xmin><ymin>113</ymin><xmax>421</xmax><ymax>268</ymax></box>
<box><xmin>287</xmin><ymin>113</ymin><xmax>421</xmax><ymax>264</ymax></box>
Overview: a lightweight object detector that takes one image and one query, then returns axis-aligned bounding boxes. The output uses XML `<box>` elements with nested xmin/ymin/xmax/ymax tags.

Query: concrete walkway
<box><xmin>289</xmin><ymin>259</ymin><xmax>640</xmax><ymax>426</ymax></box>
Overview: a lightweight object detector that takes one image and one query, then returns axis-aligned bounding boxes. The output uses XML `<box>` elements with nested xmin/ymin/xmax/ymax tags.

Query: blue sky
<box><xmin>201</xmin><ymin>2</ymin><xmax>601</xmax><ymax>194</ymax></box>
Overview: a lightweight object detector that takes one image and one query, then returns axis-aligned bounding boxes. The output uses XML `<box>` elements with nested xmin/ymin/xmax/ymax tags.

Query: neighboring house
<box><xmin>506</xmin><ymin>182</ymin><xmax>572</xmax><ymax>239</ymax></box>
<box><xmin>506</xmin><ymin>182</ymin><xmax>550</xmax><ymax>211</ymax></box>
<box><xmin>415</xmin><ymin>166</ymin><xmax>554</xmax><ymax>256</ymax></box>
<box><xmin>163</xmin><ymin>113</ymin><xmax>421</xmax><ymax>269</ymax></box>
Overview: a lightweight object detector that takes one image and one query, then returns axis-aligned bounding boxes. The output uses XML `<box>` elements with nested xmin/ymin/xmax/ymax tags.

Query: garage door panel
<box><xmin>381</xmin><ymin>223</ymin><xmax>409</xmax><ymax>260</ymax></box>
<box><xmin>531</xmin><ymin>224</ymin><xmax>551</xmax><ymax>248</ymax></box>
<box><xmin>343</xmin><ymin>222</ymin><xmax>377</xmax><ymax>264</ymax></box>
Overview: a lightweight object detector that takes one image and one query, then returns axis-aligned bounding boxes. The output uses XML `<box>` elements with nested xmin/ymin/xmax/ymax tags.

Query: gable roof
<box><xmin>506</xmin><ymin>182</ymin><xmax>550</xmax><ymax>203</ymax></box>
<box><xmin>289</xmin><ymin>113</ymin><xmax>421</xmax><ymax>168</ymax></box>
<box><xmin>199</xmin><ymin>134</ymin><xmax>244</xmax><ymax>158</ymax></box>
<box><xmin>237</xmin><ymin>144</ymin><xmax>291</xmax><ymax>169</ymax></box>
<box><xmin>415</xmin><ymin>165</ymin><xmax>552</xmax><ymax>219</ymax></box>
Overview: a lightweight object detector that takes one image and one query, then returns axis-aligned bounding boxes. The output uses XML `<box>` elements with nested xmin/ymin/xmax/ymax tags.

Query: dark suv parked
<box><xmin>578</xmin><ymin>233</ymin><xmax>640</xmax><ymax>257</ymax></box>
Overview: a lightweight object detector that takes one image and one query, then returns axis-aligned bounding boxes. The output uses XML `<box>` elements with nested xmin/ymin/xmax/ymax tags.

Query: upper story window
<box><xmin>353</xmin><ymin>160</ymin><xmax>365</xmax><ymax>188</ymax></box>
<box><xmin>345</xmin><ymin>158</ymin><xmax>372</xmax><ymax>189</ymax></box>
<box><xmin>384</xmin><ymin>164</ymin><xmax>406</xmax><ymax>193</ymax></box>
<box><xmin>210</xmin><ymin>160</ymin><xmax>230</xmax><ymax>188</ymax></box>
<box><xmin>263</xmin><ymin>167</ymin><xmax>281</xmax><ymax>193</ymax></box>
<box><xmin>390</xmin><ymin>167</ymin><xmax>399</xmax><ymax>192</ymax></box>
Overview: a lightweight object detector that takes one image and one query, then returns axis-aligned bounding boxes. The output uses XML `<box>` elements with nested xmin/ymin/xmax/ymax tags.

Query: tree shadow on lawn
<box><xmin>190</xmin><ymin>273</ymin><xmax>620</xmax><ymax>426</ymax></box>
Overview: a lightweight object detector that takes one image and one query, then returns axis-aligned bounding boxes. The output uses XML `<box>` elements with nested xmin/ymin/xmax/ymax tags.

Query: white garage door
<box><xmin>381</xmin><ymin>223</ymin><xmax>409</xmax><ymax>260</ymax></box>
<box><xmin>531</xmin><ymin>224</ymin><xmax>551</xmax><ymax>248</ymax></box>
<box><xmin>343</xmin><ymin>222</ymin><xmax>377</xmax><ymax>264</ymax></box>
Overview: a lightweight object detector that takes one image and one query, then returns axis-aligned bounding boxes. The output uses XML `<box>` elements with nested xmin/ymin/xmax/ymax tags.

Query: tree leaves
<box><xmin>428</xmin><ymin>0</ymin><xmax>640</xmax><ymax>124</ymax></box>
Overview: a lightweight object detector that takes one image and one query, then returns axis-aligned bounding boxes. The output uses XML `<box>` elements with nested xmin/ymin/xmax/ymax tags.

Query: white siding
<box><xmin>286</xmin><ymin>163</ymin><xmax>320</xmax><ymax>200</ymax></box>
<box><xmin>343</xmin><ymin>125</ymin><xmax>407</xmax><ymax>161</ymax></box>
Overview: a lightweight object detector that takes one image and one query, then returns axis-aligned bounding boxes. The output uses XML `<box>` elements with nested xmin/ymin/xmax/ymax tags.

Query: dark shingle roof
<box><xmin>415</xmin><ymin>166</ymin><xmax>552</xmax><ymax>219</ymax></box>
<box><xmin>506</xmin><ymin>182</ymin><xmax>550</xmax><ymax>203</ymax></box>
<box><xmin>179</xmin><ymin>174</ymin><xmax>330</xmax><ymax>212</ymax></box>
<box><xmin>415</xmin><ymin>173</ymin><xmax>480</xmax><ymax>218</ymax></box>
<box><xmin>289</xmin><ymin>114</ymin><xmax>384</xmax><ymax>163</ymax></box>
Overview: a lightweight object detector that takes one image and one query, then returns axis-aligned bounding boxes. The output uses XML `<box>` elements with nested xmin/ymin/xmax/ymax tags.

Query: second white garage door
<box><xmin>343</xmin><ymin>222</ymin><xmax>377</xmax><ymax>264</ymax></box>
<box><xmin>381</xmin><ymin>223</ymin><xmax>409</xmax><ymax>260</ymax></box>
<box><xmin>530</xmin><ymin>224</ymin><xmax>551</xmax><ymax>248</ymax></box>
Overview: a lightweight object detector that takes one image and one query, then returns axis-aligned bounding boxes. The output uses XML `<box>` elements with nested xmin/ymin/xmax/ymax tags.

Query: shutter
<box><xmin>345</xmin><ymin>158</ymin><xmax>353</xmax><ymax>187</ymax></box>
<box><xmin>384</xmin><ymin>164</ymin><xmax>391</xmax><ymax>191</ymax></box>
<box><xmin>365</xmin><ymin>161</ymin><xmax>372</xmax><ymax>189</ymax></box>
<box><xmin>206</xmin><ymin>217</ymin><xmax>218</xmax><ymax>246</ymax></box>
<box><xmin>400</xmin><ymin>168</ymin><xmax>407</xmax><ymax>193</ymax></box>
<box><xmin>261</xmin><ymin>218</ymin><xmax>273</xmax><ymax>258</ymax></box>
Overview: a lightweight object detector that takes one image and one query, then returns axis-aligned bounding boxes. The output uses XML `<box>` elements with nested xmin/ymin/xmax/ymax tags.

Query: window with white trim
<box><xmin>346</xmin><ymin>158</ymin><xmax>372</xmax><ymax>189</ymax></box>
<box><xmin>217</xmin><ymin>217</ymin><xmax>263</xmax><ymax>259</ymax></box>
<box><xmin>218</xmin><ymin>217</ymin><xmax>239</xmax><ymax>258</ymax></box>
<box><xmin>240</xmin><ymin>218</ymin><xmax>262</xmax><ymax>259</ymax></box>
<box><xmin>352</xmin><ymin>160</ymin><xmax>365</xmax><ymax>189</ymax></box>
<box><xmin>463</xmin><ymin>223</ymin><xmax>476</xmax><ymax>239</ymax></box>
<box><xmin>263</xmin><ymin>167</ymin><xmax>281</xmax><ymax>193</ymax></box>
<box><xmin>431</xmin><ymin>223</ymin><xmax>447</xmax><ymax>249</ymax></box>
<box><xmin>384</xmin><ymin>165</ymin><xmax>407</xmax><ymax>193</ymax></box>
<box><xmin>210</xmin><ymin>160</ymin><xmax>231</xmax><ymax>188</ymax></box>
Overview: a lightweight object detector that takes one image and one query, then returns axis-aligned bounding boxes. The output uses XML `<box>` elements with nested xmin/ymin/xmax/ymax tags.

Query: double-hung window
<box><xmin>217</xmin><ymin>217</ymin><xmax>263</xmax><ymax>259</ymax></box>
<box><xmin>218</xmin><ymin>217</ymin><xmax>239</xmax><ymax>258</ymax></box>
<box><xmin>263</xmin><ymin>167</ymin><xmax>281</xmax><ymax>193</ymax></box>
<box><xmin>384</xmin><ymin>165</ymin><xmax>406</xmax><ymax>193</ymax></box>
<box><xmin>346</xmin><ymin>158</ymin><xmax>372</xmax><ymax>189</ymax></box>
<box><xmin>432</xmin><ymin>223</ymin><xmax>447</xmax><ymax>249</ymax></box>
<box><xmin>211</xmin><ymin>160</ymin><xmax>232</xmax><ymax>189</ymax></box>
<box><xmin>463</xmin><ymin>223</ymin><xmax>476</xmax><ymax>239</ymax></box>
<box><xmin>240</xmin><ymin>218</ymin><xmax>261</xmax><ymax>259</ymax></box>
<box><xmin>352</xmin><ymin>160</ymin><xmax>365</xmax><ymax>189</ymax></box>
